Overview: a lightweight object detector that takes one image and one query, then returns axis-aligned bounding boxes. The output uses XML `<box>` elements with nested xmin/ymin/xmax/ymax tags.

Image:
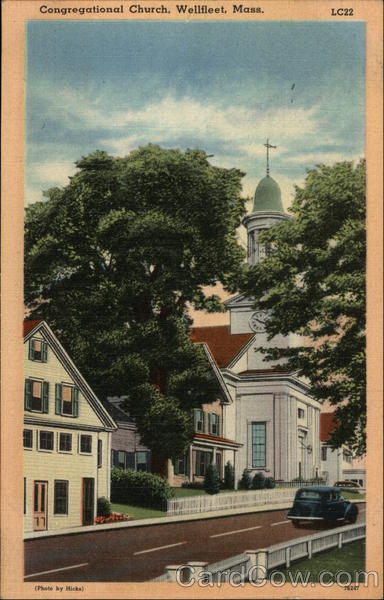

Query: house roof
<box><xmin>320</xmin><ymin>412</ymin><xmax>337</xmax><ymax>442</ymax></box>
<box><xmin>193</xmin><ymin>431</ymin><xmax>242</xmax><ymax>448</ymax></box>
<box><xmin>190</xmin><ymin>326</ymin><xmax>253</xmax><ymax>368</ymax></box>
<box><xmin>23</xmin><ymin>319</ymin><xmax>42</xmax><ymax>337</ymax></box>
<box><xmin>101</xmin><ymin>399</ymin><xmax>133</xmax><ymax>424</ymax></box>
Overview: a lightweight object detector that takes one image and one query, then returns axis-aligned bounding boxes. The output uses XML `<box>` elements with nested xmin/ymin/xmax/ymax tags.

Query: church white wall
<box><xmin>225</xmin><ymin>376</ymin><xmax>321</xmax><ymax>484</ymax></box>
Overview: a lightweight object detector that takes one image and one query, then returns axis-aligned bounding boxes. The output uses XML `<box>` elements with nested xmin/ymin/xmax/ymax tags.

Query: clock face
<box><xmin>249</xmin><ymin>311</ymin><xmax>267</xmax><ymax>333</ymax></box>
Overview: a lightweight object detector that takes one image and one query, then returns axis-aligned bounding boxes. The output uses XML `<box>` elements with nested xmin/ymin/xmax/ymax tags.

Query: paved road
<box><xmin>24</xmin><ymin>505</ymin><xmax>365</xmax><ymax>582</ymax></box>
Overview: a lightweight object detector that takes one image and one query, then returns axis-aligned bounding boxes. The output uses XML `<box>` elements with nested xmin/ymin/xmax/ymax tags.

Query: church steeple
<box><xmin>252</xmin><ymin>140</ymin><xmax>284</xmax><ymax>214</ymax></box>
<box><xmin>264</xmin><ymin>139</ymin><xmax>276</xmax><ymax>176</ymax></box>
<box><xmin>243</xmin><ymin>140</ymin><xmax>289</xmax><ymax>266</ymax></box>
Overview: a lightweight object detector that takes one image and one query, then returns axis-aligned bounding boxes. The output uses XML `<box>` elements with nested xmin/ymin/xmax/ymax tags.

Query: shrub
<box><xmin>224</xmin><ymin>461</ymin><xmax>235</xmax><ymax>490</ymax></box>
<box><xmin>264</xmin><ymin>477</ymin><xmax>275</xmax><ymax>489</ymax></box>
<box><xmin>204</xmin><ymin>464</ymin><xmax>221</xmax><ymax>495</ymax></box>
<box><xmin>97</xmin><ymin>496</ymin><xmax>111</xmax><ymax>517</ymax></box>
<box><xmin>238</xmin><ymin>469</ymin><xmax>252</xmax><ymax>490</ymax></box>
<box><xmin>111</xmin><ymin>468</ymin><xmax>174</xmax><ymax>510</ymax></box>
<box><xmin>252</xmin><ymin>472</ymin><xmax>265</xmax><ymax>490</ymax></box>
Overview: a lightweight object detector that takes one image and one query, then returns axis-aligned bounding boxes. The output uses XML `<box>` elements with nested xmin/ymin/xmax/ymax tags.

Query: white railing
<box><xmin>167</xmin><ymin>488</ymin><xmax>298</xmax><ymax>516</ymax></box>
<box><xmin>153</xmin><ymin>522</ymin><xmax>365</xmax><ymax>582</ymax></box>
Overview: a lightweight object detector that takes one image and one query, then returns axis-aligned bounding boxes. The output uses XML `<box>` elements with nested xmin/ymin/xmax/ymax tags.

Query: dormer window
<box><xmin>55</xmin><ymin>384</ymin><xmax>79</xmax><ymax>417</ymax></box>
<box><xmin>29</xmin><ymin>338</ymin><xmax>48</xmax><ymax>362</ymax></box>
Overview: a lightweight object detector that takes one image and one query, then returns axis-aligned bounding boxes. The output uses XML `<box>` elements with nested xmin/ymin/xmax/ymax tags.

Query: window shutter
<box><xmin>126</xmin><ymin>452</ymin><xmax>135</xmax><ymax>470</ymax></box>
<box><xmin>42</xmin><ymin>382</ymin><xmax>49</xmax><ymax>413</ymax></box>
<box><xmin>72</xmin><ymin>387</ymin><xmax>79</xmax><ymax>417</ymax></box>
<box><xmin>202</xmin><ymin>411</ymin><xmax>205</xmax><ymax>433</ymax></box>
<box><xmin>42</xmin><ymin>341</ymin><xmax>48</xmax><ymax>363</ymax></box>
<box><xmin>28</xmin><ymin>340</ymin><xmax>35</xmax><ymax>360</ymax></box>
<box><xmin>24</xmin><ymin>379</ymin><xmax>32</xmax><ymax>410</ymax></box>
<box><xmin>208</xmin><ymin>413</ymin><xmax>212</xmax><ymax>434</ymax></box>
<box><xmin>55</xmin><ymin>384</ymin><xmax>62</xmax><ymax>415</ymax></box>
<box><xmin>193</xmin><ymin>409</ymin><xmax>197</xmax><ymax>429</ymax></box>
<box><xmin>217</xmin><ymin>415</ymin><xmax>220</xmax><ymax>436</ymax></box>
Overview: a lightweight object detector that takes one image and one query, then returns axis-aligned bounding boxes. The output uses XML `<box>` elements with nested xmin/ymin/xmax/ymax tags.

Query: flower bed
<box><xmin>94</xmin><ymin>512</ymin><xmax>131</xmax><ymax>524</ymax></box>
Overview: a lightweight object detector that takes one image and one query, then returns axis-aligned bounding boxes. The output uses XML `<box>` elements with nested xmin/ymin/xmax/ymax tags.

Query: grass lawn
<box><xmin>340</xmin><ymin>490</ymin><xmax>365</xmax><ymax>500</ymax></box>
<box><xmin>110</xmin><ymin>502</ymin><xmax>166</xmax><ymax>520</ymax></box>
<box><xmin>269</xmin><ymin>540</ymin><xmax>366</xmax><ymax>583</ymax></box>
<box><xmin>171</xmin><ymin>487</ymin><xmax>207</xmax><ymax>497</ymax></box>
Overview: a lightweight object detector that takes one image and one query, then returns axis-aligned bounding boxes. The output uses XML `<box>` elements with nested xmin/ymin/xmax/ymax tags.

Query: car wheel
<box><xmin>347</xmin><ymin>514</ymin><xmax>357</xmax><ymax>524</ymax></box>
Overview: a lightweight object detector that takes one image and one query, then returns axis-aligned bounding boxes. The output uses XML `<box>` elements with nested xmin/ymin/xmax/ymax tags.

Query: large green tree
<box><xmin>25</xmin><ymin>145</ymin><xmax>246</xmax><ymax>465</ymax></box>
<box><xmin>242</xmin><ymin>160</ymin><xmax>366</xmax><ymax>455</ymax></box>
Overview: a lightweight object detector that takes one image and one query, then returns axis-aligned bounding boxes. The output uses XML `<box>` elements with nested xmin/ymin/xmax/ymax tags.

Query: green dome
<box><xmin>252</xmin><ymin>175</ymin><xmax>284</xmax><ymax>213</ymax></box>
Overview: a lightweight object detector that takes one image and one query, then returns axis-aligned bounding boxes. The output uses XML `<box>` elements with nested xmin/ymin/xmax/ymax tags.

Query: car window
<box><xmin>298</xmin><ymin>490</ymin><xmax>322</xmax><ymax>501</ymax></box>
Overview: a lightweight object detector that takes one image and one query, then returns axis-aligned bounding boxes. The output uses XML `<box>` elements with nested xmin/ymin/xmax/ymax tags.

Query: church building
<box><xmin>191</xmin><ymin>142</ymin><xmax>322</xmax><ymax>485</ymax></box>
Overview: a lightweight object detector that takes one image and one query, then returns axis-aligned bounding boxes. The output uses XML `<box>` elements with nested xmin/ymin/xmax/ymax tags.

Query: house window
<box><xmin>39</xmin><ymin>430</ymin><xmax>54</xmax><ymax>451</ymax></box>
<box><xmin>321</xmin><ymin>446</ymin><xmax>327</xmax><ymax>461</ymax></box>
<box><xmin>252</xmin><ymin>422</ymin><xmax>266</xmax><ymax>468</ymax></box>
<box><xmin>114</xmin><ymin>450</ymin><xmax>127</xmax><ymax>469</ymax></box>
<box><xmin>59</xmin><ymin>433</ymin><xmax>72</xmax><ymax>453</ymax></box>
<box><xmin>24</xmin><ymin>379</ymin><xmax>49</xmax><ymax>413</ymax></box>
<box><xmin>97</xmin><ymin>440</ymin><xmax>102</xmax><ymax>468</ymax></box>
<box><xmin>209</xmin><ymin>413</ymin><xmax>220</xmax><ymax>436</ymax></box>
<box><xmin>195</xmin><ymin>450</ymin><xmax>212</xmax><ymax>477</ymax></box>
<box><xmin>136</xmin><ymin>451</ymin><xmax>150</xmax><ymax>472</ymax></box>
<box><xmin>28</xmin><ymin>338</ymin><xmax>48</xmax><ymax>362</ymax></box>
<box><xmin>55</xmin><ymin>384</ymin><xmax>79</xmax><ymax>417</ymax></box>
<box><xmin>298</xmin><ymin>408</ymin><xmax>305</xmax><ymax>419</ymax></box>
<box><xmin>194</xmin><ymin>409</ymin><xmax>205</xmax><ymax>433</ymax></box>
<box><xmin>23</xmin><ymin>429</ymin><xmax>33</xmax><ymax>449</ymax></box>
<box><xmin>343</xmin><ymin>450</ymin><xmax>352</xmax><ymax>464</ymax></box>
<box><xmin>174</xmin><ymin>454</ymin><xmax>189</xmax><ymax>476</ymax></box>
<box><xmin>80</xmin><ymin>435</ymin><xmax>92</xmax><ymax>454</ymax></box>
<box><xmin>54</xmin><ymin>480</ymin><xmax>68</xmax><ymax>515</ymax></box>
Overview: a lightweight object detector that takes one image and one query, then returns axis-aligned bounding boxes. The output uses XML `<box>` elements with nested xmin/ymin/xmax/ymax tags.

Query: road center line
<box><xmin>270</xmin><ymin>520</ymin><xmax>291</xmax><ymax>526</ymax></box>
<box><xmin>210</xmin><ymin>525</ymin><xmax>262</xmax><ymax>538</ymax></box>
<box><xmin>134</xmin><ymin>541</ymin><xmax>186</xmax><ymax>555</ymax></box>
<box><xmin>24</xmin><ymin>562</ymin><xmax>89</xmax><ymax>579</ymax></box>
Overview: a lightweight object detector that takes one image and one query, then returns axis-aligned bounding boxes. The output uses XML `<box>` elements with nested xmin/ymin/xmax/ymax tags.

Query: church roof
<box><xmin>190</xmin><ymin>325</ymin><xmax>253</xmax><ymax>368</ymax></box>
<box><xmin>253</xmin><ymin>175</ymin><xmax>284</xmax><ymax>213</ymax></box>
<box><xmin>320</xmin><ymin>412</ymin><xmax>337</xmax><ymax>442</ymax></box>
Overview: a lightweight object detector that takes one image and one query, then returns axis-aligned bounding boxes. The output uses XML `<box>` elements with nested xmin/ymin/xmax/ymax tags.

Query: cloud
<box><xmin>26</xmin><ymin>82</ymin><xmax>363</xmax><ymax>208</ymax></box>
<box><xmin>30</xmin><ymin>161</ymin><xmax>78</xmax><ymax>184</ymax></box>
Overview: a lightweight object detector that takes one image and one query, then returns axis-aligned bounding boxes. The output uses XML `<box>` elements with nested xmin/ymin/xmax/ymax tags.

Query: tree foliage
<box><xmin>204</xmin><ymin>463</ymin><xmax>221</xmax><ymax>495</ymax></box>
<box><xmin>25</xmin><ymin>145</ymin><xmax>246</xmax><ymax>459</ymax></box>
<box><xmin>243</xmin><ymin>160</ymin><xmax>366</xmax><ymax>455</ymax></box>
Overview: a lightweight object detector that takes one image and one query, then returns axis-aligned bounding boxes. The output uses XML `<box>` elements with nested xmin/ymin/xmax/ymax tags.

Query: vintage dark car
<box><xmin>287</xmin><ymin>486</ymin><xmax>359</xmax><ymax>527</ymax></box>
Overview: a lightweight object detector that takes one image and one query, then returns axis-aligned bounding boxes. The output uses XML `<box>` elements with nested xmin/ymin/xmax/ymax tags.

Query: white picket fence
<box><xmin>154</xmin><ymin>522</ymin><xmax>365</xmax><ymax>582</ymax></box>
<box><xmin>167</xmin><ymin>488</ymin><xmax>298</xmax><ymax>516</ymax></box>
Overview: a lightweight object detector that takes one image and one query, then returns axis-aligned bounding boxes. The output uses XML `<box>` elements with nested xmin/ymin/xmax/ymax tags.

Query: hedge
<box><xmin>111</xmin><ymin>468</ymin><xmax>174</xmax><ymax>510</ymax></box>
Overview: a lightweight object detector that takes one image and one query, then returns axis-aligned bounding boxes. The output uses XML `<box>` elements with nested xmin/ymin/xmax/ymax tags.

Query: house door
<box><xmin>33</xmin><ymin>481</ymin><xmax>48</xmax><ymax>531</ymax></box>
<box><xmin>82</xmin><ymin>478</ymin><xmax>94</xmax><ymax>525</ymax></box>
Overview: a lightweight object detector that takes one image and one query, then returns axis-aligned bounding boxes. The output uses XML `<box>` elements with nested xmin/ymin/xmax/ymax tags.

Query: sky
<box><xmin>26</xmin><ymin>20</ymin><xmax>365</xmax><ymax>219</ymax></box>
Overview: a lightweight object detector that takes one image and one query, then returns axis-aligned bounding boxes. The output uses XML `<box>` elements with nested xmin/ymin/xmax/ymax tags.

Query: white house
<box><xmin>320</xmin><ymin>412</ymin><xmax>366</xmax><ymax>487</ymax></box>
<box><xmin>191</xmin><ymin>158</ymin><xmax>321</xmax><ymax>485</ymax></box>
<box><xmin>23</xmin><ymin>320</ymin><xmax>116</xmax><ymax>532</ymax></box>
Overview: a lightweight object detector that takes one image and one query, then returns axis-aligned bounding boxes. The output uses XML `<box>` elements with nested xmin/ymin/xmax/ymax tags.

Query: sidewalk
<box><xmin>24</xmin><ymin>498</ymin><xmax>365</xmax><ymax>541</ymax></box>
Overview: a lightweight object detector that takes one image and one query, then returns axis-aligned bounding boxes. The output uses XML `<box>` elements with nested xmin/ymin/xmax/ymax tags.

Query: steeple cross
<box><xmin>264</xmin><ymin>139</ymin><xmax>277</xmax><ymax>176</ymax></box>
